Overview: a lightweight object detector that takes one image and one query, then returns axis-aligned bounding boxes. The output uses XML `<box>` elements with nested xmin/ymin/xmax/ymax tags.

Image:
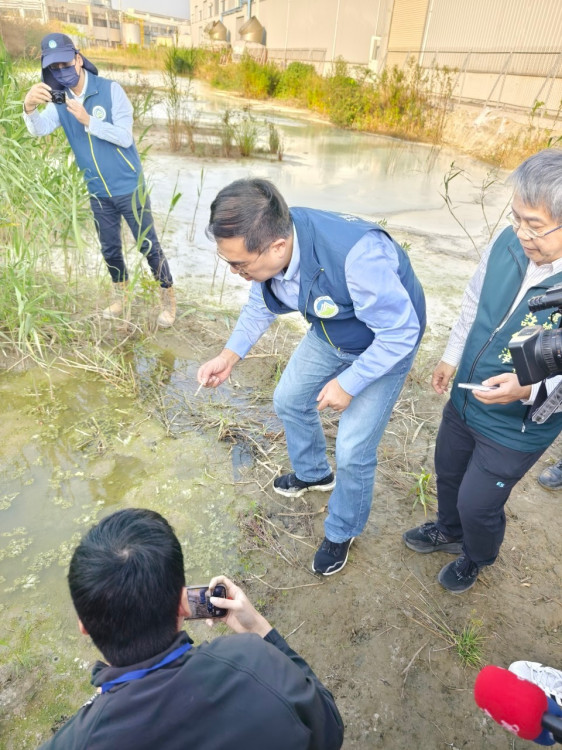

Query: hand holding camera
<box><xmin>205</xmin><ymin>575</ymin><xmax>272</xmax><ymax>638</ymax></box>
<box><xmin>51</xmin><ymin>90</ymin><xmax>66</xmax><ymax>105</ymax></box>
<box><xmin>23</xmin><ymin>82</ymin><xmax>53</xmax><ymax>113</ymax></box>
<box><xmin>185</xmin><ymin>583</ymin><xmax>228</xmax><ymax>620</ymax></box>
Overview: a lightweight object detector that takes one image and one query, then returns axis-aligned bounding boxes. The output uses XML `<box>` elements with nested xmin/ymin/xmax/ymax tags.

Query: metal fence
<box><xmin>267</xmin><ymin>48</ymin><xmax>327</xmax><ymax>74</ymax></box>
<box><xmin>408</xmin><ymin>49</ymin><xmax>562</xmax><ymax>114</ymax></box>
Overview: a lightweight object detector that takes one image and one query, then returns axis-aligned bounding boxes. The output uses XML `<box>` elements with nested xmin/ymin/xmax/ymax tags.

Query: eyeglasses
<box><xmin>48</xmin><ymin>59</ymin><xmax>76</xmax><ymax>71</ymax></box>
<box><xmin>507</xmin><ymin>211</ymin><xmax>562</xmax><ymax>240</ymax></box>
<box><xmin>216</xmin><ymin>245</ymin><xmax>269</xmax><ymax>272</ymax></box>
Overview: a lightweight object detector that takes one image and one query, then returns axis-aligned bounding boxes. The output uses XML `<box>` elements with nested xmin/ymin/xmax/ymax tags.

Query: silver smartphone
<box><xmin>457</xmin><ymin>382</ymin><xmax>500</xmax><ymax>391</ymax></box>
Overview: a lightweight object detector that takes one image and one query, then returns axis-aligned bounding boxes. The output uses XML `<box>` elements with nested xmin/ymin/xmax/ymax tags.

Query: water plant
<box><xmin>122</xmin><ymin>72</ymin><xmax>158</xmax><ymax>148</ymax></box>
<box><xmin>218</xmin><ymin>108</ymin><xmax>235</xmax><ymax>156</ymax></box>
<box><xmin>189</xmin><ymin>167</ymin><xmax>206</xmax><ymax>243</ymax></box>
<box><xmin>234</xmin><ymin>108</ymin><xmax>259</xmax><ymax>157</ymax></box>
<box><xmin>163</xmin><ymin>48</ymin><xmax>185</xmax><ymax>152</ymax></box>
<box><xmin>266</xmin><ymin>120</ymin><xmax>284</xmax><ymax>160</ymax></box>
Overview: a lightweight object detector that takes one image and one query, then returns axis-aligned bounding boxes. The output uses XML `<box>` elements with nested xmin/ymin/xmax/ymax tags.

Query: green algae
<box><xmin>0</xmin><ymin>359</ymin><xmax>254</xmax><ymax>747</ymax></box>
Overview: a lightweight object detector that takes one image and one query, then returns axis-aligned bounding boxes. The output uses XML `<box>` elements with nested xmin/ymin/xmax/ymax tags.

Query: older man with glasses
<box><xmin>198</xmin><ymin>178</ymin><xmax>426</xmax><ymax>576</ymax></box>
<box><xmin>403</xmin><ymin>148</ymin><xmax>562</xmax><ymax>593</ymax></box>
<box><xmin>23</xmin><ymin>33</ymin><xmax>176</xmax><ymax>327</ymax></box>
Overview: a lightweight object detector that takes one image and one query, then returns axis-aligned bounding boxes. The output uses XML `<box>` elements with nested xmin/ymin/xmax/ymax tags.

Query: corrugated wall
<box><xmin>386</xmin><ymin>0</ymin><xmax>562</xmax><ymax>112</ymax></box>
<box><xmin>422</xmin><ymin>0</ymin><xmax>562</xmax><ymax>54</ymax></box>
<box><xmin>386</xmin><ymin>0</ymin><xmax>429</xmax><ymax>68</ymax></box>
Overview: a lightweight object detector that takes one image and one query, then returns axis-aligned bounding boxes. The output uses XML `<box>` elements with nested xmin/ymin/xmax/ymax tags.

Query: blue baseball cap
<box><xmin>41</xmin><ymin>33</ymin><xmax>77</xmax><ymax>67</ymax></box>
<box><xmin>40</xmin><ymin>33</ymin><xmax>98</xmax><ymax>89</ymax></box>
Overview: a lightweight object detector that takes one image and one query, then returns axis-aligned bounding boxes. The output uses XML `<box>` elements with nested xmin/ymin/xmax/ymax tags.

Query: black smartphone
<box><xmin>185</xmin><ymin>584</ymin><xmax>227</xmax><ymax>619</ymax></box>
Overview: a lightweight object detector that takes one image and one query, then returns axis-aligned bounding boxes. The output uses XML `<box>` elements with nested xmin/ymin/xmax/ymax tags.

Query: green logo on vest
<box><xmin>314</xmin><ymin>296</ymin><xmax>339</xmax><ymax>318</ymax></box>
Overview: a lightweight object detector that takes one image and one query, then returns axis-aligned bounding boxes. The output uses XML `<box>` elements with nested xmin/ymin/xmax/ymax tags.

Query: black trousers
<box><xmin>90</xmin><ymin>191</ymin><xmax>173</xmax><ymax>288</ymax></box>
<box><xmin>434</xmin><ymin>400</ymin><xmax>545</xmax><ymax>567</ymax></box>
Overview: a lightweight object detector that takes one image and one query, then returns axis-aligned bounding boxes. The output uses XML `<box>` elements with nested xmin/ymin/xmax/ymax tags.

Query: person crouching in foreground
<box><xmin>38</xmin><ymin>508</ymin><xmax>344</xmax><ymax>750</ymax></box>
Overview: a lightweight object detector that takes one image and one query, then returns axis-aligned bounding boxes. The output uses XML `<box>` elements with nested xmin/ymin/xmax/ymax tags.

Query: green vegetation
<box><xmin>407</xmin><ymin>468</ymin><xmax>436</xmax><ymax>514</ymax></box>
<box><xmin>201</xmin><ymin>54</ymin><xmax>455</xmax><ymax>143</ymax></box>
<box><xmin>0</xmin><ymin>40</ymin><xmax>92</xmax><ymax>357</ymax></box>
<box><xmin>165</xmin><ymin>46</ymin><xmax>202</xmax><ymax>77</ymax></box>
<box><xmin>0</xmin><ymin>41</ymin><xmax>175</xmax><ymax>364</ymax></box>
<box><xmin>455</xmin><ymin>617</ymin><xmax>485</xmax><ymax>668</ymax></box>
<box><xmin>409</xmin><ymin>595</ymin><xmax>486</xmax><ymax>669</ymax></box>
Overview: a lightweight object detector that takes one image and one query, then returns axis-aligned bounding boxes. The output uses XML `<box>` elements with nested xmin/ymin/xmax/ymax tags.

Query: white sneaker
<box><xmin>509</xmin><ymin>661</ymin><xmax>562</xmax><ymax>707</ymax></box>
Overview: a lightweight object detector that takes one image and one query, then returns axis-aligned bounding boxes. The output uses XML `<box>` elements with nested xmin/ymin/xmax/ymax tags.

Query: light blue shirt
<box><xmin>226</xmin><ymin>228</ymin><xmax>420</xmax><ymax>396</ymax></box>
<box><xmin>23</xmin><ymin>73</ymin><xmax>134</xmax><ymax>149</ymax></box>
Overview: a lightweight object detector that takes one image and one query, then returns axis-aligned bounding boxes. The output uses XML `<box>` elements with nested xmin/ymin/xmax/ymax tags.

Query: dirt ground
<box><xmin>150</xmin><ymin>229</ymin><xmax>562</xmax><ymax>750</ymax></box>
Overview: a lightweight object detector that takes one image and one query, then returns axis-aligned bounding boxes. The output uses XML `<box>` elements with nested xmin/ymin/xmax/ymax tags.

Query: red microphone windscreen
<box><xmin>474</xmin><ymin>665</ymin><xmax>548</xmax><ymax>740</ymax></box>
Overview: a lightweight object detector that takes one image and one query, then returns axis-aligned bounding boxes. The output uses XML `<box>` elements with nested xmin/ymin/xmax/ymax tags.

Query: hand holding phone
<box><xmin>457</xmin><ymin>382</ymin><xmax>500</xmax><ymax>392</ymax></box>
<box><xmin>185</xmin><ymin>584</ymin><xmax>227</xmax><ymax>620</ymax></box>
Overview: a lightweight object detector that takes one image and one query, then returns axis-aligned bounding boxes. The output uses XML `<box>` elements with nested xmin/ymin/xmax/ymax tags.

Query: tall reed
<box><xmin>0</xmin><ymin>42</ymin><xmax>94</xmax><ymax>357</ymax></box>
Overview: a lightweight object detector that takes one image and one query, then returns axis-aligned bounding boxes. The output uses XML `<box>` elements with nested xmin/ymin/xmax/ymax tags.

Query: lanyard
<box><xmin>100</xmin><ymin>641</ymin><xmax>192</xmax><ymax>694</ymax></box>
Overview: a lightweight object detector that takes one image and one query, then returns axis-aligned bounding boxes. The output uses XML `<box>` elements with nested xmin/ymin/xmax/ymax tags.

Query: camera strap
<box><xmin>531</xmin><ymin>380</ymin><xmax>562</xmax><ymax>423</ymax></box>
<box><xmin>100</xmin><ymin>641</ymin><xmax>192</xmax><ymax>694</ymax></box>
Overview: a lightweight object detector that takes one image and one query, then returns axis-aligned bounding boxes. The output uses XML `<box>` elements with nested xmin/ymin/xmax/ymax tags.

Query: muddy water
<box><xmin>0</xmin><ymin>361</ymin><xmax>245</xmax><ymax>615</ymax></box>
<box><xmin>137</xmin><ymin>80</ymin><xmax>512</xmax><ymax>285</ymax></box>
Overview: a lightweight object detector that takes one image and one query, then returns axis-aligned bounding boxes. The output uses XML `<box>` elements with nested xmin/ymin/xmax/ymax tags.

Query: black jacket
<box><xmin>38</xmin><ymin>629</ymin><xmax>344</xmax><ymax>749</ymax></box>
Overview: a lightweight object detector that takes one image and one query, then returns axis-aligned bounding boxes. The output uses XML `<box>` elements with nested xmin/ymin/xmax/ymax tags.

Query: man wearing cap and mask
<box><xmin>23</xmin><ymin>33</ymin><xmax>176</xmax><ymax>327</ymax></box>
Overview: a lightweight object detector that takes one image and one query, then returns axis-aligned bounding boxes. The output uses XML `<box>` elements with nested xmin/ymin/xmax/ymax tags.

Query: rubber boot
<box><xmin>103</xmin><ymin>281</ymin><xmax>128</xmax><ymax>320</ymax></box>
<box><xmin>157</xmin><ymin>286</ymin><xmax>176</xmax><ymax>328</ymax></box>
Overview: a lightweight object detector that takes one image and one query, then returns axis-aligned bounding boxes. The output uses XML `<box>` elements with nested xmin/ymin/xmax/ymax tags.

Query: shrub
<box><xmin>166</xmin><ymin>47</ymin><xmax>201</xmax><ymax>77</ymax></box>
<box><xmin>238</xmin><ymin>55</ymin><xmax>280</xmax><ymax>99</ymax></box>
<box><xmin>276</xmin><ymin>62</ymin><xmax>318</xmax><ymax>102</ymax></box>
<box><xmin>325</xmin><ymin>59</ymin><xmax>369</xmax><ymax>128</ymax></box>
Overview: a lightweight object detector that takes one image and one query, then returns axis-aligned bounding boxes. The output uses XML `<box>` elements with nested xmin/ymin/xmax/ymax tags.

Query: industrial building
<box><xmin>0</xmin><ymin>0</ymin><xmax>190</xmax><ymax>48</ymax></box>
<box><xmin>191</xmin><ymin>0</ymin><xmax>562</xmax><ymax>113</ymax></box>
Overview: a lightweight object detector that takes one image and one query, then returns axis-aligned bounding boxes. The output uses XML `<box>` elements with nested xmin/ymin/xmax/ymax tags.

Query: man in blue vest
<box><xmin>38</xmin><ymin>508</ymin><xmax>343</xmax><ymax>749</ymax></box>
<box><xmin>403</xmin><ymin>148</ymin><xmax>562</xmax><ymax>593</ymax></box>
<box><xmin>23</xmin><ymin>33</ymin><xmax>176</xmax><ymax>327</ymax></box>
<box><xmin>197</xmin><ymin>178</ymin><xmax>426</xmax><ymax>576</ymax></box>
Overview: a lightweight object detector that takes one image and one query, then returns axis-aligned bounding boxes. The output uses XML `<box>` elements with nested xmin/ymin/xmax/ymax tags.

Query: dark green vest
<box><xmin>450</xmin><ymin>227</ymin><xmax>562</xmax><ymax>451</ymax></box>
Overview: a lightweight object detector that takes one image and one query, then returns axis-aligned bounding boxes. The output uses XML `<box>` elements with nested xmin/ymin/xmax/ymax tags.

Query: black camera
<box><xmin>185</xmin><ymin>583</ymin><xmax>228</xmax><ymax>619</ymax></box>
<box><xmin>508</xmin><ymin>283</ymin><xmax>562</xmax><ymax>386</ymax></box>
<box><xmin>51</xmin><ymin>90</ymin><xmax>66</xmax><ymax>105</ymax></box>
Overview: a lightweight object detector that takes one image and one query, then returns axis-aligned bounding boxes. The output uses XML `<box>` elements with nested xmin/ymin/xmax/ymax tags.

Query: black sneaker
<box><xmin>273</xmin><ymin>472</ymin><xmax>335</xmax><ymax>498</ymax></box>
<box><xmin>437</xmin><ymin>555</ymin><xmax>479</xmax><ymax>593</ymax></box>
<box><xmin>312</xmin><ymin>537</ymin><xmax>354</xmax><ymax>576</ymax></box>
<box><xmin>402</xmin><ymin>521</ymin><xmax>463</xmax><ymax>554</ymax></box>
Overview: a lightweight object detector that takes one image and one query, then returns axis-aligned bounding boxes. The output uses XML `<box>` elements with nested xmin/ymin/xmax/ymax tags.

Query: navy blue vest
<box><xmin>261</xmin><ymin>208</ymin><xmax>426</xmax><ymax>355</ymax></box>
<box><xmin>57</xmin><ymin>74</ymin><xmax>142</xmax><ymax>198</ymax></box>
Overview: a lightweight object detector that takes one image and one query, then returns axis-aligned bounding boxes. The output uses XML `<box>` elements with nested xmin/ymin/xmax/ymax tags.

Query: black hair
<box><xmin>207</xmin><ymin>178</ymin><xmax>292</xmax><ymax>253</ymax></box>
<box><xmin>68</xmin><ymin>508</ymin><xmax>185</xmax><ymax>666</ymax></box>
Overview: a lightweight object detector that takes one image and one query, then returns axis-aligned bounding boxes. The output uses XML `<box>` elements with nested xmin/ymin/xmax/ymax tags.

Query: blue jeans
<box><xmin>90</xmin><ymin>191</ymin><xmax>173</xmax><ymax>287</ymax></box>
<box><xmin>273</xmin><ymin>329</ymin><xmax>417</xmax><ymax>542</ymax></box>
